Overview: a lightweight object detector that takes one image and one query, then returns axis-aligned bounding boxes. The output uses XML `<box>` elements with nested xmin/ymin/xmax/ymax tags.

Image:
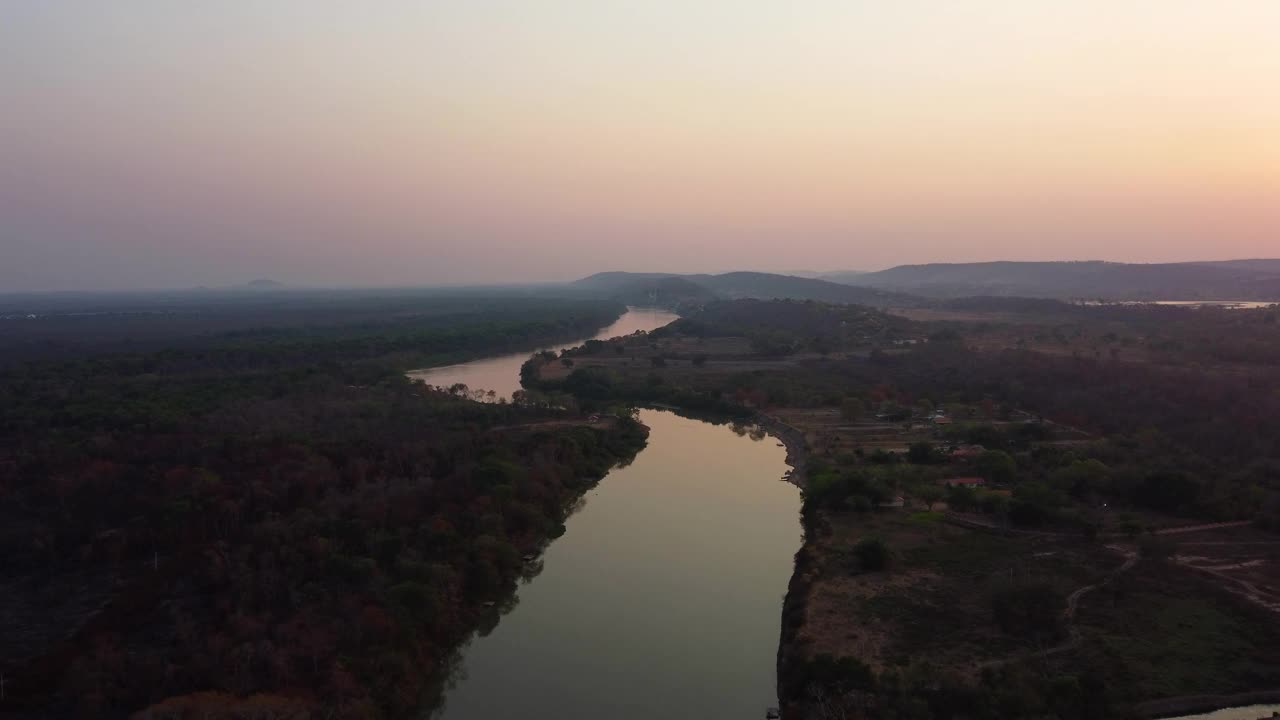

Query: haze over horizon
<box><xmin>4</xmin><ymin>2</ymin><xmax>1279</xmax><ymax>291</ymax></box>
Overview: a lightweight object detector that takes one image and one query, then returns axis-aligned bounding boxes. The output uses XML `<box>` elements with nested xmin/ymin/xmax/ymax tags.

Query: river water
<box><xmin>422</xmin><ymin>309</ymin><xmax>802</xmax><ymax>719</ymax></box>
<box><xmin>1168</xmin><ymin>705</ymin><xmax>1280</xmax><ymax>719</ymax></box>
<box><xmin>407</xmin><ymin>307</ymin><xmax>680</xmax><ymax>401</ymax></box>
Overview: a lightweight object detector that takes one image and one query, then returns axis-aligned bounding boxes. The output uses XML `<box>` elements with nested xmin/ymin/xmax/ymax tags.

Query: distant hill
<box><xmin>690</xmin><ymin>271</ymin><xmax>910</xmax><ymax>305</ymax></box>
<box><xmin>818</xmin><ymin>271</ymin><xmax>869</xmax><ymax>285</ymax></box>
<box><xmin>241</xmin><ymin>279</ymin><xmax>287</xmax><ymax>290</ymax></box>
<box><xmin>571</xmin><ymin>271</ymin><xmax>919</xmax><ymax>307</ymax></box>
<box><xmin>569</xmin><ymin>272</ymin><xmax>681</xmax><ymax>291</ymax></box>
<box><xmin>605</xmin><ymin>276</ymin><xmax>719</xmax><ymax>306</ymax></box>
<box><xmin>829</xmin><ymin>260</ymin><xmax>1280</xmax><ymax>300</ymax></box>
<box><xmin>1192</xmin><ymin>259</ymin><xmax>1280</xmax><ymax>274</ymax></box>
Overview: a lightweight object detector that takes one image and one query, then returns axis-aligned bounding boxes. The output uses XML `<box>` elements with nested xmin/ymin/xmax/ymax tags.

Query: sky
<box><xmin>2</xmin><ymin>2</ymin><xmax>1279</xmax><ymax>290</ymax></box>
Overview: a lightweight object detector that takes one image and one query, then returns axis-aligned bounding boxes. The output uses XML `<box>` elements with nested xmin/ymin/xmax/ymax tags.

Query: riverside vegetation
<box><xmin>523</xmin><ymin>297</ymin><xmax>1280</xmax><ymax>719</ymax></box>
<box><xmin>0</xmin><ymin>294</ymin><xmax>648</xmax><ymax>719</ymax></box>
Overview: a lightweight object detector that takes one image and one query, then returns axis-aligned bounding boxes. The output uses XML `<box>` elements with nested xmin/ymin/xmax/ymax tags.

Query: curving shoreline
<box><xmin>755</xmin><ymin>412</ymin><xmax>818</xmax><ymax>720</ymax></box>
<box><xmin>755</xmin><ymin>413</ymin><xmax>808</xmax><ymax>489</ymax></box>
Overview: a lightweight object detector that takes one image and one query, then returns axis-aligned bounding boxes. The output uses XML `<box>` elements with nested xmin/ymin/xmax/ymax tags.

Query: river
<box><xmin>420</xmin><ymin>308</ymin><xmax>802</xmax><ymax>719</ymax></box>
<box><xmin>407</xmin><ymin>307</ymin><xmax>680</xmax><ymax>401</ymax></box>
<box><xmin>1168</xmin><ymin>706</ymin><xmax>1280</xmax><ymax>720</ymax></box>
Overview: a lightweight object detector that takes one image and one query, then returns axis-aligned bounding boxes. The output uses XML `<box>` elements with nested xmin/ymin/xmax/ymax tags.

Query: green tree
<box><xmin>852</xmin><ymin>536</ymin><xmax>891</xmax><ymax>572</ymax></box>
<box><xmin>907</xmin><ymin>441</ymin><xmax>939</xmax><ymax>465</ymax></box>
<box><xmin>916</xmin><ymin>484</ymin><xmax>944</xmax><ymax>511</ymax></box>
<box><xmin>1049</xmin><ymin>459</ymin><xmax>1110</xmax><ymax>499</ymax></box>
<box><xmin>975</xmin><ymin>450</ymin><xmax>1017</xmax><ymax>485</ymax></box>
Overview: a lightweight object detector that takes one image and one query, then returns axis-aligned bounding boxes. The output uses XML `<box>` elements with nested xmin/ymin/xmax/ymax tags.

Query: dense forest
<box><xmin>527</xmin><ymin>297</ymin><xmax>1280</xmax><ymax>718</ymax></box>
<box><xmin>831</xmin><ymin>259</ymin><xmax>1280</xmax><ymax>300</ymax></box>
<box><xmin>539</xmin><ymin>299</ymin><xmax>1280</xmax><ymax>526</ymax></box>
<box><xmin>0</xmin><ymin>295</ymin><xmax>645</xmax><ymax>718</ymax></box>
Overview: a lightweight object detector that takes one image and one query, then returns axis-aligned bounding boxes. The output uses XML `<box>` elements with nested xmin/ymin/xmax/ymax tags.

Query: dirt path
<box><xmin>979</xmin><ymin>545</ymin><xmax>1138</xmax><ymax>670</ymax></box>
<box><xmin>1066</xmin><ymin>546</ymin><xmax>1140</xmax><ymax>619</ymax></box>
<box><xmin>1174</xmin><ymin>559</ymin><xmax>1280</xmax><ymax>614</ymax></box>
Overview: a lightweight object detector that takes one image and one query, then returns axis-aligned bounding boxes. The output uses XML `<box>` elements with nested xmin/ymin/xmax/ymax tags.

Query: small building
<box><xmin>940</xmin><ymin>477</ymin><xmax>985</xmax><ymax>488</ymax></box>
<box><xmin>932</xmin><ymin>415</ymin><xmax>953</xmax><ymax>426</ymax></box>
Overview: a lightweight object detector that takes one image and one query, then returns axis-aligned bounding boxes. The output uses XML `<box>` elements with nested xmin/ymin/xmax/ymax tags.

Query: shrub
<box><xmin>990</xmin><ymin>580</ymin><xmax>1065</xmax><ymax>641</ymax></box>
<box><xmin>853</xmin><ymin>536</ymin><xmax>891</xmax><ymax>572</ymax></box>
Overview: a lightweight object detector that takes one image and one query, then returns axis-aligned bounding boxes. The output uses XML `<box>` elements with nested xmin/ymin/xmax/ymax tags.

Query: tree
<box><xmin>947</xmin><ymin>484</ymin><xmax>978</xmax><ymax>511</ymax></box>
<box><xmin>1009</xmin><ymin>482</ymin><xmax>1064</xmax><ymax>527</ymax></box>
<box><xmin>1049</xmin><ymin>459</ymin><xmax>1110</xmax><ymax>499</ymax></box>
<box><xmin>975</xmin><ymin>450</ymin><xmax>1017</xmax><ymax>485</ymax></box>
<box><xmin>852</xmin><ymin>536</ymin><xmax>890</xmax><ymax>572</ymax></box>
<box><xmin>560</xmin><ymin>358</ymin><xmax>574</xmax><ymax>368</ymax></box>
<box><xmin>1132</xmin><ymin>470</ymin><xmax>1200</xmax><ymax>513</ymax></box>
<box><xmin>916</xmin><ymin>484</ymin><xmax>944</xmax><ymax>511</ymax></box>
<box><xmin>907</xmin><ymin>441</ymin><xmax>939</xmax><ymax>465</ymax></box>
<box><xmin>840</xmin><ymin>398</ymin><xmax>864</xmax><ymax>422</ymax></box>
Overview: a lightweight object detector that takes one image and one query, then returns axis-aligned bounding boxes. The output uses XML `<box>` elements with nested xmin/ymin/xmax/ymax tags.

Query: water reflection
<box><xmin>432</xmin><ymin>409</ymin><xmax>800</xmax><ymax>719</ymax></box>
<box><xmin>406</xmin><ymin>307</ymin><xmax>679</xmax><ymax>401</ymax></box>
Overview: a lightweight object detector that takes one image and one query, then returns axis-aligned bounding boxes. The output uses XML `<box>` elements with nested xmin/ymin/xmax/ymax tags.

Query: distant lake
<box><xmin>1082</xmin><ymin>300</ymin><xmax>1279</xmax><ymax>310</ymax></box>
<box><xmin>1151</xmin><ymin>300</ymin><xmax>1278</xmax><ymax>309</ymax></box>
<box><xmin>406</xmin><ymin>306</ymin><xmax>679</xmax><ymax>401</ymax></box>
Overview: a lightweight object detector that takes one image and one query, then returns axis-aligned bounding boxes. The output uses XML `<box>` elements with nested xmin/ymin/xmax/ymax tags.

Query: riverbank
<box><xmin>530</xmin><ymin>298</ymin><xmax>1280</xmax><ymax>719</ymax></box>
<box><xmin>1139</xmin><ymin>691</ymin><xmax>1280</xmax><ymax>718</ymax></box>
<box><xmin>407</xmin><ymin>305</ymin><xmax>676</xmax><ymax>401</ymax></box>
<box><xmin>432</xmin><ymin>408</ymin><xmax>801</xmax><ymax>719</ymax></box>
<box><xmin>756</xmin><ymin>413</ymin><xmax>808</xmax><ymax>489</ymax></box>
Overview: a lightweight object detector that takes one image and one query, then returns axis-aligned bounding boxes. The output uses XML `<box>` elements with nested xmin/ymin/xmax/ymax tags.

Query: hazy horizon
<box><xmin>4</xmin><ymin>2</ymin><xmax>1278</xmax><ymax>291</ymax></box>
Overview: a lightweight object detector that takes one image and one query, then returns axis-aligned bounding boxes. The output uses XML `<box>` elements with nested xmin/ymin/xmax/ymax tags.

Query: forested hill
<box><xmin>825</xmin><ymin>259</ymin><xmax>1280</xmax><ymax>300</ymax></box>
<box><xmin>571</xmin><ymin>270</ymin><xmax>918</xmax><ymax>308</ymax></box>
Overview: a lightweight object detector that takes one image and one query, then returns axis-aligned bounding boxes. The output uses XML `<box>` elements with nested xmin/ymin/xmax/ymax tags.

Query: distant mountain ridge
<box><xmin>826</xmin><ymin>260</ymin><xmax>1280</xmax><ymax>300</ymax></box>
<box><xmin>571</xmin><ymin>271</ymin><xmax>918</xmax><ymax>308</ymax></box>
<box><xmin>242</xmin><ymin>279</ymin><xmax>287</xmax><ymax>290</ymax></box>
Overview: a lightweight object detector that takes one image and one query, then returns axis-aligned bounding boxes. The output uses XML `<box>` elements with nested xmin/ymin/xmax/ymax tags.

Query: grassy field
<box><xmin>794</xmin><ymin>511</ymin><xmax>1120</xmax><ymax>679</ymax></box>
<box><xmin>1079</xmin><ymin>561</ymin><xmax>1280</xmax><ymax>700</ymax></box>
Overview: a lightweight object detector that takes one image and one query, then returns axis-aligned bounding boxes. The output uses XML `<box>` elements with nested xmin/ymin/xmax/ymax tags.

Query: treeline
<box><xmin>0</xmin><ymin>297</ymin><xmax>644</xmax><ymax>718</ymax></box>
<box><xmin>855</xmin><ymin>344</ymin><xmax>1280</xmax><ymax>523</ymax></box>
<box><xmin>0</xmin><ymin>292</ymin><xmax>625</xmax><ymax>365</ymax></box>
<box><xmin>551</xmin><ymin>299</ymin><xmax>1280</xmax><ymax>528</ymax></box>
<box><xmin>655</xmin><ymin>298</ymin><xmax>917</xmax><ymax>354</ymax></box>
